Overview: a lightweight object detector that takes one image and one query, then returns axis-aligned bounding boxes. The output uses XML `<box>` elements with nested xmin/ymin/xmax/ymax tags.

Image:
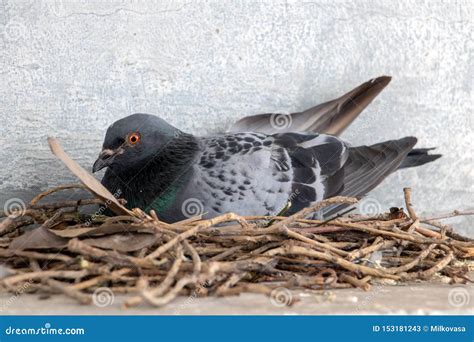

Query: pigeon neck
<box><xmin>120</xmin><ymin>132</ymin><xmax>200</xmax><ymax>210</ymax></box>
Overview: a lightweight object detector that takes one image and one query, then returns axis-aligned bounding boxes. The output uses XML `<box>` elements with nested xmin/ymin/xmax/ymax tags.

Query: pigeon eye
<box><xmin>128</xmin><ymin>132</ymin><xmax>140</xmax><ymax>145</ymax></box>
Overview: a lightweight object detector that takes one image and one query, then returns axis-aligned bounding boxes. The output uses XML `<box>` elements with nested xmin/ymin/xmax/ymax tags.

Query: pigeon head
<box><xmin>92</xmin><ymin>113</ymin><xmax>180</xmax><ymax>173</ymax></box>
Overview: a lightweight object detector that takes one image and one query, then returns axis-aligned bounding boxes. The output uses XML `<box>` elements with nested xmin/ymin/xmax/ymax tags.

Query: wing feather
<box><xmin>228</xmin><ymin>76</ymin><xmax>391</xmax><ymax>135</ymax></box>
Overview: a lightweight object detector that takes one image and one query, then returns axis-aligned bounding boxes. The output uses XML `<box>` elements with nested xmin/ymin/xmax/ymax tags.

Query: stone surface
<box><xmin>0</xmin><ymin>1</ymin><xmax>472</xmax><ymax>234</ymax></box>
<box><xmin>1</xmin><ymin>283</ymin><xmax>473</xmax><ymax>315</ymax></box>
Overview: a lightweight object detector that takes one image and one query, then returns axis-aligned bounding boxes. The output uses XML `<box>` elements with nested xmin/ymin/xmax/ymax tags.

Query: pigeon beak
<box><xmin>92</xmin><ymin>149</ymin><xmax>117</xmax><ymax>173</ymax></box>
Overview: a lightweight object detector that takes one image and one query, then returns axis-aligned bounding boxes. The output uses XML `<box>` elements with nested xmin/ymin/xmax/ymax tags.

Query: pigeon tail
<box><xmin>322</xmin><ymin>137</ymin><xmax>419</xmax><ymax>217</ymax></box>
<box><xmin>398</xmin><ymin>148</ymin><xmax>442</xmax><ymax>169</ymax></box>
<box><xmin>340</xmin><ymin>136</ymin><xmax>418</xmax><ymax>199</ymax></box>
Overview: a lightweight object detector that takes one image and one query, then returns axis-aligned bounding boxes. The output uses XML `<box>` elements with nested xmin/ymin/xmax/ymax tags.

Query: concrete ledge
<box><xmin>1</xmin><ymin>283</ymin><xmax>472</xmax><ymax>315</ymax></box>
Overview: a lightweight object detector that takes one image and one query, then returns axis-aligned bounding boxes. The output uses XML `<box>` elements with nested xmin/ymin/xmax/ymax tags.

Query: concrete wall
<box><xmin>0</xmin><ymin>1</ymin><xmax>472</xmax><ymax>233</ymax></box>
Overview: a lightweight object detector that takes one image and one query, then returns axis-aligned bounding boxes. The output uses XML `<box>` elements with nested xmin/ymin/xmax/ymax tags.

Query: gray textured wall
<box><xmin>0</xmin><ymin>1</ymin><xmax>472</xmax><ymax>233</ymax></box>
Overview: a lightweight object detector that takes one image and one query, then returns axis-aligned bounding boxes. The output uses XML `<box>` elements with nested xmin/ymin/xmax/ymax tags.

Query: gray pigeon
<box><xmin>93</xmin><ymin>79</ymin><xmax>441</xmax><ymax>223</ymax></box>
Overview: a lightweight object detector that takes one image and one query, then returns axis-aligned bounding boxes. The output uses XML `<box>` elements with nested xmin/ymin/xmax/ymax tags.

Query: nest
<box><xmin>0</xmin><ymin>184</ymin><xmax>472</xmax><ymax>308</ymax></box>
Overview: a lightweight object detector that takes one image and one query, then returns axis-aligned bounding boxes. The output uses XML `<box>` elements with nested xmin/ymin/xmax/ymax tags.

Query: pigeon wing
<box><xmin>184</xmin><ymin>133</ymin><xmax>294</xmax><ymax>217</ymax></box>
<box><xmin>228</xmin><ymin>76</ymin><xmax>391</xmax><ymax>136</ymax></box>
<box><xmin>185</xmin><ymin>133</ymin><xmax>421</xmax><ymax>219</ymax></box>
<box><xmin>271</xmin><ymin>133</ymin><xmax>419</xmax><ymax>217</ymax></box>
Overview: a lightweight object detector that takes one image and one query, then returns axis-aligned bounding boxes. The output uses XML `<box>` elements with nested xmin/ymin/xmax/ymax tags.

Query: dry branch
<box><xmin>0</xmin><ymin>186</ymin><xmax>472</xmax><ymax>308</ymax></box>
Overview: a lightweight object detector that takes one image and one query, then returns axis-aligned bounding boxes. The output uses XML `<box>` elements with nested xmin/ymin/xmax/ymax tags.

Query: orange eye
<box><xmin>128</xmin><ymin>132</ymin><xmax>140</xmax><ymax>145</ymax></box>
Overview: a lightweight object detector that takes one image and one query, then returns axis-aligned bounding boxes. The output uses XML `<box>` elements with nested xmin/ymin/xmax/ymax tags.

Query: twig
<box><xmin>0</xmin><ymin>185</ymin><xmax>472</xmax><ymax>309</ymax></box>
<box><xmin>46</xmin><ymin>279</ymin><xmax>91</xmax><ymax>305</ymax></box>
<box><xmin>265</xmin><ymin>245</ymin><xmax>400</xmax><ymax>280</ymax></box>
<box><xmin>403</xmin><ymin>187</ymin><xmax>418</xmax><ymax>221</ymax></box>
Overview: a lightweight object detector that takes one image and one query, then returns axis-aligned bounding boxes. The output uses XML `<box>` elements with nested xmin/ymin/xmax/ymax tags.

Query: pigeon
<box><xmin>93</xmin><ymin>78</ymin><xmax>441</xmax><ymax>223</ymax></box>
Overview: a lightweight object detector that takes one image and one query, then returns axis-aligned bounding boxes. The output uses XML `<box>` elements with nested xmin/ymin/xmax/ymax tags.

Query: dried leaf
<box><xmin>49</xmin><ymin>226</ymin><xmax>98</xmax><ymax>238</ymax></box>
<box><xmin>81</xmin><ymin>233</ymin><xmax>158</xmax><ymax>252</ymax></box>
<box><xmin>47</xmin><ymin>137</ymin><xmax>133</xmax><ymax>216</ymax></box>
<box><xmin>50</xmin><ymin>223</ymin><xmax>155</xmax><ymax>238</ymax></box>
<box><xmin>9</xmin><ymin>226</ymin><xmax>68</xmax><ymax>250</ymax></box>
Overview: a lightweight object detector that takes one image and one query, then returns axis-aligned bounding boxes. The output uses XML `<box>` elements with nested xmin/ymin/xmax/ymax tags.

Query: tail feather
<box><xmin>399</xmin><ymin>148</ymin><xmax>442</xmax><ymax>169</ymax></box>
<box><xmin>300</xmin><ymin>76</ymin><xmax>392</xmax><ymax>136</ymax></box>
<box><xmin>228</xmin><ymin>76</ymin><xmax>392</xmax><ymax>135</ymax></box>
<box><xmin>322</xmin><ymin>138</ymin><xmax>441</xmax><ymax>217</ymax></box>
<box><xmin>339</xmin><ymin>137</ymin><xmax>418</xmax><ymax>199</ymax></box>
<box><xmin>322</xmin><ymin>137</ymin><xmax>421</xmax><ymax>217</ymax></box>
